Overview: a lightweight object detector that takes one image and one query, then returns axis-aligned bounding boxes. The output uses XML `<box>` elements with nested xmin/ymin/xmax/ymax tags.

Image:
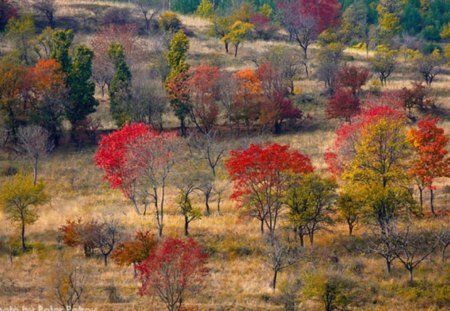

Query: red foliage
<box><xmin>363</xmin><ymin>91</ymin><xmax>404</xmax><ymax>110</ymax></box>
<box><xmin>408</xmin><ymin>116</ymin><xmax>450</xmax><ymax>188</ymax></box>
<box><xmin>257</xmin><ymin>63</ymin><xmax>302</xmax><ymax>132</ymax></box>
<box><xmin>188</xmin><ymin>65</ymin><xmax>220</xmax><ymax>133</ymax></box>
<box><xmin>250</xmin><ymin>13</ymin><xmax>272</xmax><ymax>38</ymax></box>
<box><xmin>277</xmin><ymin>0</ymin><xmax>340</xmax><ymax>34</ymax></box>
<box><xmin>0</xmin><ymin>0</ymin><xmax>18</xmax><ymax>31</ymax></box>
<box><xmin>325</xmin><ymin>106</ymin><xmax>406</xmax><ymax>177</ymax></box>
<box><xmin>335</xmin><ymin>65</ymin><xmax>370</xmax><ymax>95</ymax></box>
<box><xmin>326</xmin><ymin>88</ymin><xmax>361</xmax><ymax>122</ymax></box>
<box><xmin>95</xmin><ymin>123</ymin><xmax>151</xmax><ymax>191</ymax></box>
<box><xmin>226</xmin><ymin>143</ymin><xmax>313</xmax><ymax>233</ymax></box>
<box><xmin>399</xmin><ymin>82</ymin><xmax>434</xmax><ymax>113</ymax></box>
<box><xmin>137</xmin><ymin>238</ymin><xmax>208</xmax><ymax>310</ymax></box>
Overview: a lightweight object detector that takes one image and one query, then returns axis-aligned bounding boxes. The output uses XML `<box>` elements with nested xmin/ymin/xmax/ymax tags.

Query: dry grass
<box><xmin>0</xmin><ymin>1</ymin><xmax>449</xmax><ymax>310</ymax></box>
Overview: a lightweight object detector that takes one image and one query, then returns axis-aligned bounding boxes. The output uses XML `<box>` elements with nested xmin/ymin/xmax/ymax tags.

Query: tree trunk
<box><xmin>386</xmin><ymin>259</ymin><xmax>392</xmax><ymax>274</ymax></box>
<box><xmin>234</xmin><ymin>44</ymin><xmax>239</xmax><ymax>58</ymax></box>
<box><xmin>184</xmin><ymin>216</ymin><xmax>189</xmax><ymax>236</ymax></box>
<box><xmin>298</xmin><ymin>228</ymin><xmax>304</xmax><ymax>247</ymax></box>
<box><xmin>33</xmin><ymin>157</ymin><xmax>38</xmax><ymax>186</ymax></box>
<box><xmin>309</xmin><ymin>231</ymin><xmax>314</xmax><ymax>246</ymax></box>
<box><xmin>204</xmin><ymin>190</ymin><xmax>211</xmax><ymax>216</ymax></box>
<box><xmin>271</xmin><ymin>269</ymin><xmax>278</xmax><ymax>290</ymax></box>
<box><xmin>430</xmin><ymin>188</ymin><xmax>436</xmax><ymax>216</ymax></box>
<box><xmin>104</xmin><ymin>254</ymin><xmax>108</xmax><ymax>266</ymax></box>
<box><xmin>225</xmin><ymin>41</ymin><xmax>229</xmax><ymax>53</ymax></box>
<box><xmin>408</xmin><ymin>268</ymin><xmax>414</xmax><ymax>283</ymax></box>
<box><xmin>260</xmin><ymin>219</ymin><xmax>264</xmax><ymax>235</ymax></box>
<box><xmin>180</xmin><ymin>118</ymin><xmax>187</xmax><ymax>137</ymax></box>
<box><xmin>21</xmin><ymin>219</ymin><xmax>26</xmax><ymax>251</ymax></box>
<box><xmin>418</xmin><ymin>186</ymin><xmax>423</xmax><ymax>215</ymax></box>
<box><xmin>348</xmin><ymin>222</ymin><xmax>353</xmax><ymax>236</ymax></box>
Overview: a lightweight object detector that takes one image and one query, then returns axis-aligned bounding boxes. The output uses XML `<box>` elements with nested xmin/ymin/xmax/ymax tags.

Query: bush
<box><xmin>159</xmin><ymin>11</ymin><xmax>182</xmax><ymax>33</ymax></box>
<box><xmin>103</xmin><ymin>8</ymin><xmax>131</xmax><ymax>26</ymax></box>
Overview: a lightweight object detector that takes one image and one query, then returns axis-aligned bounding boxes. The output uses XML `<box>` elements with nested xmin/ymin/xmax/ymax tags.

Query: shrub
<box><xmin>159</xmin><ymin>11</ymin><xmax>182</xmax><ymax>33</ymax></box>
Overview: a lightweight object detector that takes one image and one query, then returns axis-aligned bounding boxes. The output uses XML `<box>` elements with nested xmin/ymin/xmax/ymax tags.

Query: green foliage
<box><xmin>108</xmin><ymin>43</ymin><xmax>132</xmax><ymax>127</ymax></box>
<box><xmin>259</xmin><ymin>3</ymin><xmax>273</xmax><ymax>17</ymax></box>
<box><xmin>167</xmin><ymin>30</ymin><xmax>190</xmax><ymax>80</ymax></box>
<box><xmin>51</xmin><ymin>29</ymin><xmax>75</xmax><ymax>76</ymax></box>
<box><xmin>196</xmin><ymin>0</ymin><xmax>214</xmax><ymax>18</ymax></box>
<box><xmin>6</xmin><ymin>15</ymin><xmax>36</xmax><ymax>65</ymax></box>
<box><xmin>67</xmin><ymin>45</ymin><xmax>98</xmax><ymax>129</ymax></box>
<box><xmin>222</xmin><ymin>21</ymin><xmax>253</xmax><ymax>57</ymax></box>
<box><xmin>303</xmin><ymin>273</ymin><xmax>356</xmax><ymax>311</ymax></box>
<box><xmin>370</xmin><ymin>45</ymin><xmax>397</xmax><ymax>84</ymax></box>
<box><xmin>0</xmin><ymin>174</ymin><xmax>49</xmax><ymax>250</ymax></box>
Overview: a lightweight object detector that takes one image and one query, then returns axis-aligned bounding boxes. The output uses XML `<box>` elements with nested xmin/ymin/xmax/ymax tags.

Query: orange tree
<box><xmin>226</xmin><ymin>143</ymin><xmax>313</xmax><ymax>235</ymax></box>
<box><xmin>408</xmin><ymin>116</ymin><xmax>450</xmax><ymax>215</ymax></box>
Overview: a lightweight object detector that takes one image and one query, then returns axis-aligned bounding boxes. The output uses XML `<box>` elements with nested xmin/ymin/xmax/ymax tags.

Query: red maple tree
<box><xmin>408</xmin><ymin>116</ymin><xmax>450</xmax><ymax>215</ymax></box>
<box><xmin>188</xmin><ymin>65</ymin><xmax>220</xmax><ymax>133</ymax></box>
<box><xmin>226</xmin><ymin>143</ymin><xmax>313</xmax><ymax>234</ymax></box>
<box><xmin>335</xmin><ymin>64</ymin><xmax>370</xmax><ymax>96</ymax></box>
<box><xmin>137</xmin><ymin>237</ymin><xmax>208</xmax><ymax>311</ymax></box>
<box><xmin>326</xmin><ymin>88</ymin><xmax>361</xmax><ymax>123</ymax></box>
<box><xmin>95</xmin><ymin>123</ymin><xmax>180</xmax><ymax>236</ymax></box>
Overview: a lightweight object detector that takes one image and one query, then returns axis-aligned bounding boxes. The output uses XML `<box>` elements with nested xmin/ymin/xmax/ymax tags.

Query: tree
<box><xmin>316</xmin><ymin>42</ymin><xmax>344</xmax><ymax>92</ymax></box>
<box><xmin>226</xmin><ymin>143</ymin><xmax>314</xmax><ymax>235</ymax></box>
<box><xmin>67</xmin><ymin>45</ymin><xmax>98</xmax><ymax>141</ymax></box>
<box><xmin>159</xmin><ymin>11</ymin><xmax>182</xmax><ymax>33</ymax></box>
<box><xmin>108</xmin><ymin>43</ymin><xmax>132</xmax><ymax>127</ymax></box>
<box><xmin>0</xmin><ymin>0</ymin><xmax>17</xmax><ymax>31</ymax></box>
<box><xmin>209</xmin><ymin>16</ymin><xmax>233</xmax><ymax>53</ymax></box>
<box><xmin>341</xmin><ymin>1</ymin><xmax>369</xmax><ymax>54</ymax></box>
<box><xmin>391</xmin><ymin>224</ymin><xmax>442</xmax><ymax>283</ymax></box>
<box><xmin>260</xmin><ymin>45</ymin><xmax>303</xmax><ymax>95</ymax></box>
<box><xmin>137</xmin><ymin>238</ymin><xmax>208</xmax><ymax>311</ymax></box>
<box><xmin>265</xmin><ymin>233</ymin><xmax>300</xmax><ymax>290</ymax></box>
<box><xmin>223</xmin><ymin>21</ymin><xmax>253</xmax><ymax>57</ymax></box>
<box><xmin>276</xmin><ymin>0</ymin><xmax>340</xmax><ymax>59</ymax></box>
<box><xmin>188</xmin><ymin>65</ymin><xmax>220</xmax><ymax>133</ymax></box>
<box><xmin>327</xmin><ymin>106</ymin><xmax>414</xmax><ymax>236</ymax></box>
<box><xmin>326</xmin><ymin>88</ymin><xmax>361</xmax><ymax>123</ymax></box>
<box><xmin>377</xmin><ymin>0</ymin><xmax>401</xmax><ymax>41</ymax></box>
<box><xmin>196</xmin><ymin>0</ymin><xmax>214</xmax><ymax>18</ymax></box>
<box><xmin>32</xmin><ymin>0</ymin><xmax>57</xmax><ymax>28</ymax></box>
<box><xmin>368</xmin><ymin>231</ymin><xmax>397</xmax><ymax>274</ymax></box>
<box><xmin>336</xmin><ymin>192</ymin><xmax>361</xmax><ymax>236</ymax></box>
<box><xmin>230</xmin><ymin>69</ymin><xmax>263</xmax><ymax>130</ymax></box>
<box><xmin>27</xmin><ymin>59</ymin><xmax>66</xmax><ymax>145</ymax></box>
<box><xmin>370</xmin><ymin>46</ymin><xmax>397</xmax><ymax>85</ymax></box>
<box><xmin>414</xmin><ymin>49</ymin><xmax>444</xmax><ymax>86</ymax></box>
<box><xmin>93</xmin><ymin>219</ymin><xmax>121</xmax><ymax>266</ymax></box>
<box><xmin>60</xmin><ymin>218</ymin><xmax>101</xmax><ymax>257</ymax></box>
<box><xmin>51</xmin><ymin>256</ymin><xmax>88</xmax><ymax>311</ymax></box>
<box><xmin>50</xmin><ymin>29</ymin><xmax>74</xmax><ymax>76</ymax></box>
<box><xmin>287</xmin><ymin>174</ymin><xmax>337</xmax><ymax>246</ymax></box>
<box><xmin>132</xmin><ymin>0</ymin><xmax>162</xmax><ymax>31</ymax></box>
<box><xmin>112</xmin><ymin>230</ymin><xmax>156</xmax><ymax>275</ymax></box>
<box><xmin>334</xmin><ymin>64</ymin><xmax>370</xmax><ymax>97</ymax></box>
<box><xmin>6</xmin><ymin>15</ymin><xmax>36</xmax><ymax>65</ymax></box>
<box><xmin>166</xmin><ymin>30</ymin><xmax>190</xmax><ymax>135</ymax></box>
<box><xmin>407</xmin><ymin>116</ymin><xmax>450</xmax><ymax>215</ymax></box>
<box><xmin>95</xmin><ymin>123</ymin><xmax>180</xmax><ymax>237</ymax></box>
<box><xmin>257</xmin><ymin>63</ymin><xmax>302</xmax><ymax>133</ymax></box>
<box><xmin>90</xmin><ymin>24</ymin><xmax>143</xmax><ymax>97</ymax></box>
<box><xmin>17</xmin><ymin>125</ymin><xmax>53</xmax><ymax>185</ymax></box>
<box><xmin>177</xmin><ymin>191</ymin><xmax>201</xmax><ymax>236</ymax></box>
<box><xmin>0</xmin><ymin>174</ymin><xmax>49</xmax><ymax>251</ymax></box>
<box><xmin>399</xmin><ymin>83</ymin><xmax>434</xmax><ymax>117</ymax></box>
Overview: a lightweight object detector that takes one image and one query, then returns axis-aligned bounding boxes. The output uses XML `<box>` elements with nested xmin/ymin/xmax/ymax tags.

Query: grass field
<box><xmin>0</xmin><ymin>0</ymin><xmax>449</xmax><ymax>310</ymax></box>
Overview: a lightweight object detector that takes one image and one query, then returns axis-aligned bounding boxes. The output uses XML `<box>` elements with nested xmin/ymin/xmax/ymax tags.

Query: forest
<box><xmin>0</xmin><ymin>0</ymin><xmax>449</xmax><ymax>310</ymax></box>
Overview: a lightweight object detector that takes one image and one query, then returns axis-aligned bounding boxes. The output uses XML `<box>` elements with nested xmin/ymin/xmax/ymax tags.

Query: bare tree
<box><xmin>93</xmin><ymin>219</ymin><xmax>121</xmax><ymax>266</ymax></box>
<box><xmin>132</xmin><ymin>0</ymin><xmax>162</xmax><ymax>32</ymax></box>
<box><xmin>31</xmin><ymin>0</ymin><xmax>57</xmax><ymax>28</ymax></box>
<box><xmin>17</xmin><ymin>125</ymin><xmax>53</xmax><ymax>185</ymax></box>
<box><xmin>51</xmin><ymin>256</ymin><xmax>88</xmax><ymax>310</ymax></box>
<box><xmin>391</xmin><ymin>225</ymin><xmax>441</xmax><ymax>283</ymax></box>
<box><xmin>367</xmin><ymin>232</ymin><xmax>397</xmax><ymax>274</ymax></box>
<box><xmin>265</xmin><ymin>233</ymin><xmax>300</xmax><ymax>290</ymax></box>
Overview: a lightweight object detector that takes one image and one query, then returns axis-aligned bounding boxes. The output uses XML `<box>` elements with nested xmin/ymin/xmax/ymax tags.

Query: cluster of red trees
<box><xmin>166</xmin><ymin>63</ymin><xmax>302</xmax><ymax>135</ymax></box>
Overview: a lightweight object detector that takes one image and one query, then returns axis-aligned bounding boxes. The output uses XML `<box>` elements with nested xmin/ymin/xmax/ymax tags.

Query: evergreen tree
<box><xmin>50</xmin><ymin>29</ymin><xmax>74</xmax><ymax>76</ymax></box>
<box><xmin>108</xmin><ymin>43</ymin><xmax>132</xmax><ymax>127</ymax></box>
<box><xmin>66</xmin><ymin>45</ymin><xmax>98</xmax><ymax>139</ymax></box>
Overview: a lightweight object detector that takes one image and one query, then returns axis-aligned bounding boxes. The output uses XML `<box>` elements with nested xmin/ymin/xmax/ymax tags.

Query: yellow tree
<box><xmin>223</xmin><ymin>21</ymin><xmax>253</xmax><ymax>57</ymax></box>
<box><xmin>0</xmin><ymin>174</ymin><xmax>49</xmax><ymax>251</ymax></box>
<box><xmin>331</xmin><ymin>107</ymin><xmax>415</xmax><ymax>235</ymax></box>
